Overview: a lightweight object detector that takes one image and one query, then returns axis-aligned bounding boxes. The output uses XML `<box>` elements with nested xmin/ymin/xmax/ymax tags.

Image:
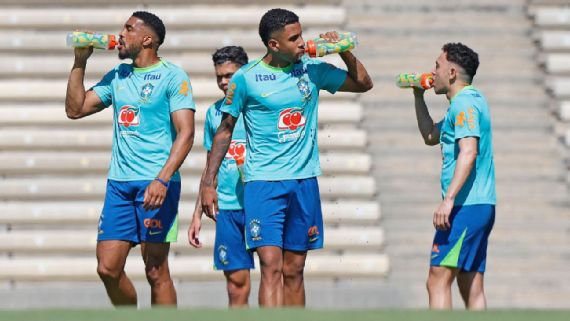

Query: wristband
<box><xmin>154</xmin><ymin>177</ymin><xmax>169</xmax><ymax>188</ymax></box>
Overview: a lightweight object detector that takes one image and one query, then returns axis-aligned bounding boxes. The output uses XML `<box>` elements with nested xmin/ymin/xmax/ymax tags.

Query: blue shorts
<box><xmin>430</xmin><ymin>204</ymin><xmax>495</xmax><ymax>272</ymax></box>
<box><xmin>214</xmin><ymin>209</ymin><xmax>255</xmax><ymax>271</ymax></box>
<box><xmin>244</xmin><ymin>177</ymin><xmax>324</xmax><ymax>251</ymax></box>
<box><xmin>97</xmin><ymin>179</ymin><xmax>181</xmax><ymax>244</ymax></box>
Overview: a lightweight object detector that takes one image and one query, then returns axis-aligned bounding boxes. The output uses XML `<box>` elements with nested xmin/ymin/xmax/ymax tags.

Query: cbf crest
<box><xmin>249</xmin><ymin>219</ymin><xmax>262</xmax><ymax>241</ymax></box>
<box><xmin>297</xmin><ymin>75</ymin><xmax>312</xmax><ymax>104</ymax></box>
<box><xmin>139</xmin><ymin>82</ymin><xmax>154</xmax><ymax>104</ymax></box>
<box><xmin>218</xmin><ymin>245</ymin><xmax>229</xmax><ymax>266</ymax></box>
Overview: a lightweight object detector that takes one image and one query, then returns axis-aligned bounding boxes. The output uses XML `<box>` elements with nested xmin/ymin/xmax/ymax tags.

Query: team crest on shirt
<box><xmin>118</xmin><ymin>105</ymin><xmax>140</xmax><ymax>128</ymax></box>
<box><xmin>250</xmin><ymin>219</ymin><xmax>262</xmax><ymax>241</ymax></box>
<box><xmin>218</xmin><ymin>245</ymin><xmax>229</xmax><ymax>265</ymax></box>
<box><xmin>297</xmin><ymin>75</ymin><xmax>312</xmax><ymax>103</ymax></box>
<box><xmin>139</xmin><ymin>82</ymin><xmax>154</xmax><ymax>104</ymax></box>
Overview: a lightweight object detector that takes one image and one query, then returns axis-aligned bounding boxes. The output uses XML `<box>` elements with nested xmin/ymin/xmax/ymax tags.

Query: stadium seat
<box><xmin>0</xmin><ymin>254</ymin><xmax>389</xmax><ymax>282</ymax></box>
<box><xmin>0</xmin><ymin>6</ymin><xmax>345</xmax><ymax>29</ymax></box>
<box><xmin>0</xmin><ymin>176</ymin><xmax>376</xmax><ymax>200</ymax></box>
<box><xmin>0</xmin><ymin>102</ymin><xmax>363</xmax><ymax>126</ymax></box>
<box><xmin>0</xmin><ymin>128</ymin><xmax>367</xmax><ymax>151</ymax></box>
<box><xmin>0</xmin><ymin>227</ymin><xmax>385</xmax><ymax>254</ymax></box>
<box><xmin>0</xmin><ymin>201</ymin><xmax>381</xmax><ymax>226</ymax></box>
<box><xmin>533</xmin><ymin>7</ymin><xmax>570</xmax><ymax>27</ymax></box>
<box><xmin>0</xmin><ymin>152</ymin><xmax>372</xmax><ymax>175</ymax></box>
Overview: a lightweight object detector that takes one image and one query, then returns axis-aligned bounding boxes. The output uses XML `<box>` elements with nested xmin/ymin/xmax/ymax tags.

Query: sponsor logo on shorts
<box><xmin>249</xmin><ymin>219</ymin><xmax>262</xmax><ymax>241</ymax></box>
<box><xmin>218</xmin><ymin>245</ymin><xmax>229</xmax><ymax>265</ymax></box>
<box><xmin>308</xmin><ymin>225</ymin><xmax>320</xmax><ymax>242</ymax></box>
<box><xmin>432</xmin><ymin>244</ymin><xmax>440</xmax><ymax>253</ymax></box>
<box><xmin>144</xmin><ymin>218</ymin><xmax>163</xmax><ymax>229</ymax></box>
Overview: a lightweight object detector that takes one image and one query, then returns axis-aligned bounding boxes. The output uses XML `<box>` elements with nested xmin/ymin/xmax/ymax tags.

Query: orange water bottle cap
<box><xmin>305</xmin><ymin>39</ymin><xmax>317</xmax><ymax>58</ymax></box>
<box><xmin>108</xmin><ymin>35</ymin><xmax>118</xmax><ymax>50</ymax></box>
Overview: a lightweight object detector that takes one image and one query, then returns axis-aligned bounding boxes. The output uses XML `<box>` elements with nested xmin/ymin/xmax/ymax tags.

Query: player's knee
<box><xmin>427</xmin><ymin>270</ymin><xmax>452</xmax><ymax>292</ymax></box>
<box><xmin>145</xmin><ymin>263</ymin><xmax>171</xmax><ymax>286</ymax></box>
<box><xmin>283</xmin><ymin>260</ymin><xmax>305</xmax><ymax>281</ymax></box>
<box><xmin>227</xmin><ymin>278</ymin><xmax>250</xmax><ymax>301</ymax></box>
<box><xmin>97</xmin><ymin>263</ymin><xmax>122</xmax><ymax>282</ymax></box>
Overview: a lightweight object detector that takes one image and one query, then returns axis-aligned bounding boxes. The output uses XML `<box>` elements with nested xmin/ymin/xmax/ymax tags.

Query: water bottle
<box><xmin>396</xmin><ymin>73</ymin><xmax>434</xmax><ymax>90</ymax></box>
<box><xmin>66</xmin><ymin>31</ymin><xmax>118</xmax><ymax>50</ymax></box>
<box><xmin>305</xmin><ymin>32</ymin><xmax>358</xmax><ymax>58</ymax></box>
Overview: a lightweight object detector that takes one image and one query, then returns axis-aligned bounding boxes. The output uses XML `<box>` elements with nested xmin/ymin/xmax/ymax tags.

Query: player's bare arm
<box><xmin>188</xmin><ymin>152</ymin><xmax>210</xmax><ymax>247</ymax></box>
<box><xmin>433</xmin><ymin>137</ymin><xmax>478</xmax><ymax>230</ymax></box>
<box><xmin>201</xmin><ymin>112</ymin><xmax>237</xmax><ymax>218</ymax></box>
<box><xmin>413</xmin><ymin>87</ymin><xmax>440</xmax><ymax>146</ymax></box>
<box><xmin>315</xmin><ymin>31</ymin><xmax>371</xmax><ymax>93</ymax></box>
<box><xmin>143</xmin><ymin>109</ymin><xmax>195</xmax><ymax>211</ymax></box>
<box><xmin>65</xmin><ymin>47</ymin><xmax>107</xmax><ymax>119</ymax></box>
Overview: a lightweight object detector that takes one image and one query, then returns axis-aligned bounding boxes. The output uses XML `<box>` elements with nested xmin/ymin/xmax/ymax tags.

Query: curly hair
<box><xmin>212</xmin><ymin>46</ymin><xmax>249</xmax><ymax>66</ymax></box>
<box><xmin>258</xmin><ymin>8</ymin><xmax>299</xmax><ymax>46</ymax></box>
<box><xmin>132</xmin><ymin>11</ymin><xmax>166</xmax><ymax>47</ymax></box>
<box><xmin>442</xmin><ymin>43</ymin><xmax>479</xmax><ymax>82</ymax></box>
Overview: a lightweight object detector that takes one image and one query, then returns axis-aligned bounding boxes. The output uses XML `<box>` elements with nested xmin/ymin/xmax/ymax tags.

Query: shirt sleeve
<box><xmin>203</xmin><ymin>106</ymin><xmax>215</xmax><ymax>151</ymax></box>
<box><xmin>91</xmin><ymin>69</ymin><xmax>116</xmax><ymax>107</ymax></box>
<box><xmin>168</xmin><ymin>68</ymin><xmax>197</xmax><ymax>113</ymax></box>
<box><xmin>312</xmin><ymin>60</ymin><xmax>348</xmax><ymax>94</ymax></box>
<box><xmin>220</xmin><ymin>70</ymin><xmax>246</xmax><ymax>118</ymax></box>
<box><xmin>450</xmin><ymin>97</ymin><xmax>481</xmax><ymax>140</ymax></box>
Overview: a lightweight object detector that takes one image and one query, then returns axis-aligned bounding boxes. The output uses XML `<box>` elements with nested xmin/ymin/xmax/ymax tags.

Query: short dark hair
<box><xmin>259</xmin><ymin>8</ymin><xmax>299</xmax><ymax>46</ymax></box>
<box><xmin>442</xmin><ymin>43</ymin><xmax>479</xmax><ymax>82</ymax></box>
<box><xmin>212</xmin><ymin>46</ymin><xmax>249</xmax><ymax>66</ymax></box>
<box><xmin>132</xmin><ymin>11</ymin><xmax>166</xmax><ymax>47</ymax></box>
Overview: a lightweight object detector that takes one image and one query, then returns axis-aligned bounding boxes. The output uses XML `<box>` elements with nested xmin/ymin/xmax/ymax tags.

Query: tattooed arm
<box><xmin>200</xmin><ymin>112</ymin><xmax>237</xmax><ymax>219</ymax></box>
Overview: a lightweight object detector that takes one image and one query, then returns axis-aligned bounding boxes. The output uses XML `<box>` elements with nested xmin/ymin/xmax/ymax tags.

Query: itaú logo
<box><xmin>277</xmin><ymin>108</ymin><xmax>305</xmax><ymax>131</ymax></box>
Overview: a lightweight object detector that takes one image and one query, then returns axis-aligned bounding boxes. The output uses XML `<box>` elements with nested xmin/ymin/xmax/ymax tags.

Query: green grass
<box><xmin>0</xmin><ymin>309</ymin><xmax>569</xmax><ymax>321</ymax></box>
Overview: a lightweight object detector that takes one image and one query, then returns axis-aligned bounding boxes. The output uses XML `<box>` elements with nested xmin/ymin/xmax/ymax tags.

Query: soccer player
<box><xmin>65</xmin><ymin>11</ymin><xmax>196</xmax><ymax>306</ymax></box>
<box><xmin>412</xmin><ymin>43</ymin><xmax>496</xmax><ymax>310</ymax></box>
<box><xmin>187</xmin><ymin>46</ymin><xmax>253</xmax><ymax>307</ymax></box>
<box><xmin>200</xmin><ymin>8</ymin><xmax>373</xmax><ymax>307</ymax></box>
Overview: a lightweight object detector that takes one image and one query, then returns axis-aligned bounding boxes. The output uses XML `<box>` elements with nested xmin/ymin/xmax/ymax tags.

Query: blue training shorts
<box><xmin>430</xmin><ymin>204</ymin><xmax>495</xmax><ymax>272</ymax></box>
<box><xmin>97</xmin><ymin>179</ymin><xmax>180</xmax><ymax>244</ymax></box>
<box><xmin>243</xmin><ymin>177</ymin><xmax>324</xmax><ymax>252</ymax></box>
<box><xmin>214</xmin><ymin>209</ymin><xmax>255</xmax><ymax>271</ymax></box>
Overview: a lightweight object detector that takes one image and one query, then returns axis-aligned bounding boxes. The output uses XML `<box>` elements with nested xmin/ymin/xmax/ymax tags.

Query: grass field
<box><xmin>0</xmin><ymin>309</ymin><xmax>568</xmax><ymax>321</ymax></box>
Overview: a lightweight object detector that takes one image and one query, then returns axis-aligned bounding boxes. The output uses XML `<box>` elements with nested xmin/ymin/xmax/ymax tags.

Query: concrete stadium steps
<box><xmin>0</xmin><ymin>53</ymin><xmax>347</xmax><ymax>79</ymax></box>
<box><xmin>0</xmin><ymin>254</ymin><xmax>389</xmax><ymax>282</ymax></box>
<box><xmin>0</xmin><ymin>128</ymin><xmax>367</xmax><ymax>151</ymax></box>
<box><xmin>0</xmin><ymin>0</ymin><xmax>388</xmax><ymax>309</ymax></box>
<box><xmin>0</xmin><ymin>176</ymin><xmax>377</xmax><ymax>201</ymax></box>
<box><xmin>0</xmin><ymin>29</ymin><xmax>341</xmax><ymax>53</ymax></box>
<box><xmin>0</xmin><ymin>227</ymin><xmax>386</xmax><ymax>255</ymax></box>
<box><xmin>0</xmin><ymin>78</ymin><xmax>356</xmax><ymax>102</ymax></box>
<box><xmin>0</xmin><ymin>6</ymin><xmax>345</xmax><ymax>30</ymax></box>
<box><xmin>0</xmin><ymin>152</ymin><xmax>372</xmax><ymax>176</ymax></box>
<box><xmin>0</xmin><ymin>201</ymin><xmax>382</xmax><ymax>227</ymax></box>
<box><xmin>0</xmin><ymin>0</ymin><xmax>342</xmax><ymax>5</ymax></box>
<box><xmin>540</xmin><ymin>53</ymin><xmax>570</xmax><ymax>74</ymax></box>
<box><xmin>0</xmin><ymin>102</ymin><xmax>363</xmax><ymax>126</ymax></box>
